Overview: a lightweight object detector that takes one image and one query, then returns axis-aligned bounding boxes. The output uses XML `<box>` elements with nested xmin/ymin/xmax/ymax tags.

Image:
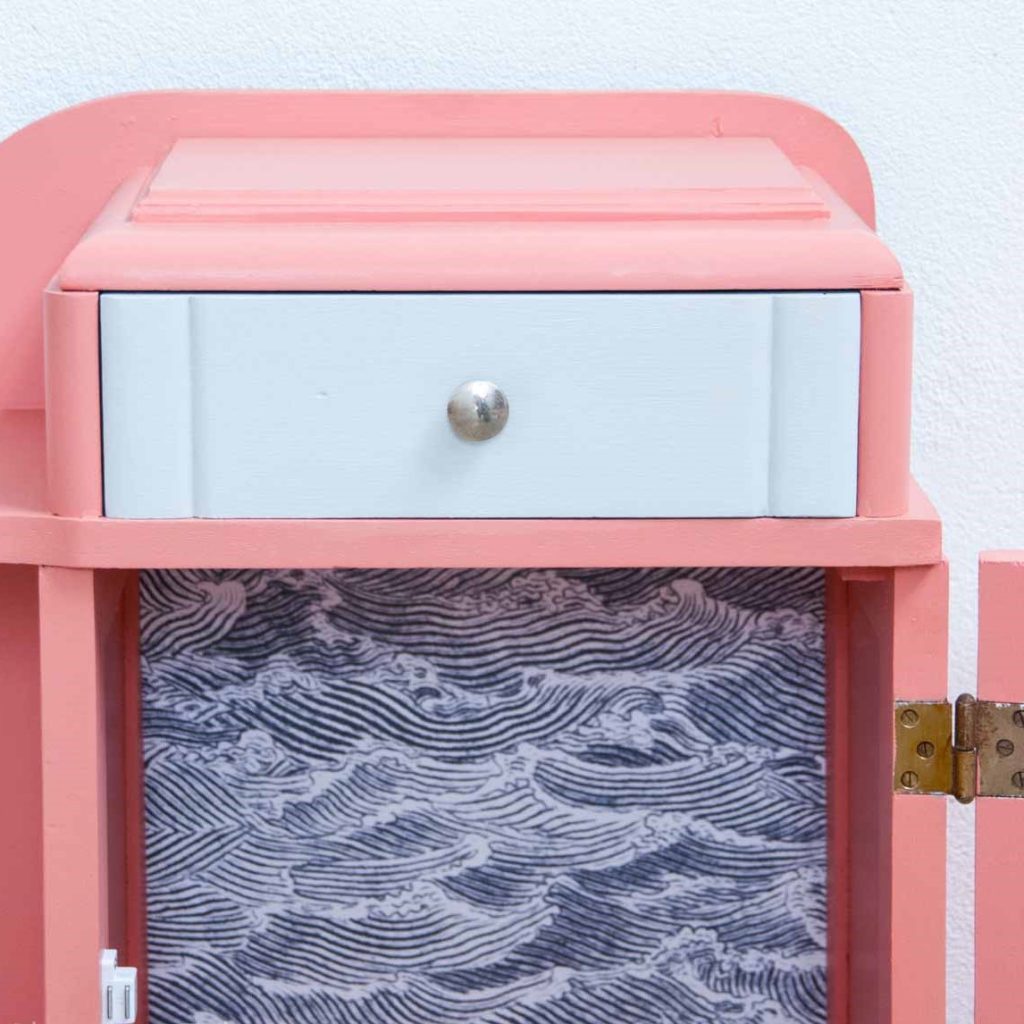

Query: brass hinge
<box><xmin>894</xmin><ymin>695</ymin><xmax>1024</xmax><ymax>803</ymax></box>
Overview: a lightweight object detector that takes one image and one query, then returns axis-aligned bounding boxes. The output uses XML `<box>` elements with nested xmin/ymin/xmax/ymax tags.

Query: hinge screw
<box><xmin>900</xmin><ymin>708</ymin><xmax>920</xmax><ymax>727</ymax></box>
<box><xmin>1013</xmin><ymin>709</ymin><xmax>1024</xmax><ymax>729</ymax></box>
<box><xmin>996</xmin><ymin>739</ymin><xmax>1016</xmax><ymax>757</ymax></box>
<box><xmin>1012</xmin><ymin>771</ymin><xmax>1024</xmax><ymax>790</ymax></box>
<box><xmin>900</xmin><ymin>770</ymin><xmax>919</xmax><ymax>789</ymax></box>
<box><xmin>916</xmin><ymin>741</ymin><xmax>936</xmax><ymax>758</ymax></box>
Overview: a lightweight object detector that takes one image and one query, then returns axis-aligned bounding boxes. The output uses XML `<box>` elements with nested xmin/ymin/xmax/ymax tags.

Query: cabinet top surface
<box><xmin>1</xmin><ymin>91</ymin><xmax>900</xmax><ymax>410</ymax></box>
<box><xmin>58</xmin><ymin>127</ymin><xmax>899</xmax><ymax>293</ymax></box>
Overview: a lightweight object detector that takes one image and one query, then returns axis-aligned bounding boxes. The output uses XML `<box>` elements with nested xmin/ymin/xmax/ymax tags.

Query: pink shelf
<box><xmin>0</xmin><ymin>410</ymin><xmax>941</xmax><ymax>569</ymax></box>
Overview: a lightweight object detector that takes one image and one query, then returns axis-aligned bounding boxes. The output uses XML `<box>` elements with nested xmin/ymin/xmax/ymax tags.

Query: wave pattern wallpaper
<box><xmin>140</xmin><ymin>567</ymin><xmax>827</xmax><ymax>1024</ymax></box>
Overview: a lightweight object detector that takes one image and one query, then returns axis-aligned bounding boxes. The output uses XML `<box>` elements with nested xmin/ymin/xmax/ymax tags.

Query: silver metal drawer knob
<box><xmin>447</xmin><ymin>380</ymin><xmax>509</xmax><ymax>442</ymax></box>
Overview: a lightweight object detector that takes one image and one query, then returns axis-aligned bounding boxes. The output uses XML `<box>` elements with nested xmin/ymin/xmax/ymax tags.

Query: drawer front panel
<box><xmin>100</xmin><ymin>292</ymin><xmax>860</xmax><ymax>519</ymax></box>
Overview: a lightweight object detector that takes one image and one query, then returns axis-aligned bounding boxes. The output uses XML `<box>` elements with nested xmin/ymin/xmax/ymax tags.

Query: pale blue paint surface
<box><xmin>769</xmin><ymin>293</ymin><xmax>861</xmax><ymax>516</ymax></box>
<box><xmin>100</xmin><ymin>292</ymin><xmax>860</xmax><ymax>518</ymax></box>
<box><xmin>100</xmin><ymin>295</ymin><xmax>195</xmax><ymax>518</ymax></box>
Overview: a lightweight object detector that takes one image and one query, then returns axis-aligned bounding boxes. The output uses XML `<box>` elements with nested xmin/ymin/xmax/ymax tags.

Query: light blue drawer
<box><xmin>100</xmin><ymin>292</ymin><xmax>860</xmax><ymax>518</ymax></box>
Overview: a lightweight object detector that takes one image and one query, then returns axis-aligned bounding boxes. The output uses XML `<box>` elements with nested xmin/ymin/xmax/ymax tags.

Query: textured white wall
<box><xmin>1</xmin><ymin>1</ymin><xmax>1021</xmax><ymax>1020</ymax></box>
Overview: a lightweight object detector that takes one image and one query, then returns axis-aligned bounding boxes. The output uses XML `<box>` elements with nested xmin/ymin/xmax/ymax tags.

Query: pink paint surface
<box><xmin>844</xmin><ymin>564</ymin><xmax>948</xmax><ymax>1024</ymax></box>
<box><xmin>0</xmin><ymin>91</ymin><xmax>966</xmax><ymax>1021</ymax></box>
<box><xmin>857</xmin><ymin>288</ymin><xmax>913</xmax><ymax>518</ymax></box>
<box><xmin>38</xmin><ymin>568</ymin><xmax>108</xmax><ymax>1024</ymax></box>
<box><xmin>44</xmin><ymin>284</ymin><xmax>102</xmax><ymax>517</ymax></box>
<box><xmin>58</xmin><ymin>130</ymin><xmax>895</xmax><ymax>293</ymax></box>
<box><xmin>889</xmin><ymin>564</ymin><xmax>948</xmax><ymax>1024</ymax></box>
<box><xmin>976</xmin><ymin>551</ymin><xmax>1024</xmax><ymax>1024</ymax></box>
<box><xmin>0</xmin><ymin>566</ymin><xmax>43</xmax><ymax>1024</ymax></box>
<box><xmin>1</xmin><ymin>90</ymin><xmax>881</xmax><ymax>410</ymax></box>
<box><xmin>826</xmin><ymin>571</ymin><xmax>851</xmax><ymax>1023</ymax></box>
<box><xmin>134</xmin><ymin>136</ymin><xmax>832</xmax><ymax>222</ymax></box>
<box><xmin>3</xmin><ymin>91</ymin><xmax>912</xmax><ymax>518</ymax></box>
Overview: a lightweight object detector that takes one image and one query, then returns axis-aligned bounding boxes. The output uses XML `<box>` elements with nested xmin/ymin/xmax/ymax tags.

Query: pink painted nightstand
<box><xmin>0</xmin><ymin>91</ymin><xmax>1018</xmax><ymax>1024</ymax></box>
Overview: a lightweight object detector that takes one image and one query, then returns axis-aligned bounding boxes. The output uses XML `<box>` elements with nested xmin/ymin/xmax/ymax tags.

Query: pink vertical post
<box><xmin>845</xmin><ymin>571</ymin><xmax>892</xmax><ymax>1024</ymax></box>
<box><xmin>44</xmin><ymin>284</ymin><xmax>102</xmax><ymax>517</ymax></box>
<box><xmin>857</xmin><ymin>288</ymin><xmax>913</xmax><ymax>518</ymax></box>
<box><xmin>825</xmin><ymin>570</ymin><xmax>851</xmax><ymax>1024</ymax></box>
<box><xmin>889</xmin><ymin>563</ymin><xmax>947</xmax><ymax>1024</ymax></box>
<box><xmin>0</xmin><ymin>566</ymin><xmax>44</xmax><ymax>1024</ymax></box>
<box><xmin>845</xmin><ymin>562</ymin><xmax>947</xmax><ymax>1024</ymax></box>
<box><xmin>39</xmin><ymin>567</ymin><xmax>109</xmax><ymax>1024</ymax></box>
<box><xmin>118</xmin><ymin>573</ymin><xmax>149</xmax><ymax>1022</ymax></box>
<box><xmin>976</xmin><ymin>551</ymin><xmax>1024</xmax><ymax>1023</ymax></box>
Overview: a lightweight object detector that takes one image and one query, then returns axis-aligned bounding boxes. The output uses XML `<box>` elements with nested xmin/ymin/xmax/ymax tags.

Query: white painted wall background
<box><xmin>1</xmin><ymin>1</ymin><xmax>1020</xmax><ymax>1019</ymax></box>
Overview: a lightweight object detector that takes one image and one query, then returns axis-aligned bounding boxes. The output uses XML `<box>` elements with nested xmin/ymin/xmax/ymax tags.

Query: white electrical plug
<box><xmin>99</xmin><ymin>949</ymin><xmax>137</xmax><ymax>1024</ymax></box>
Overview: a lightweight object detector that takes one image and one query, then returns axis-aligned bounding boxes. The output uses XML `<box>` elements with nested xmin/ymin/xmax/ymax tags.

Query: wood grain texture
<box><xmin>100</xmin><ymin>291</ymin><xmax>860</xmax><ymax>519</ymax></box>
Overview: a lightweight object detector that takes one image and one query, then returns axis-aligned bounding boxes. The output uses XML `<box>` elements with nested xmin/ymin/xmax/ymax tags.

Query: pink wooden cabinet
<box><xmin>0</xmin><ymin>91</ymin><xmax>1019</xmax><ymax>1024</ymax></box>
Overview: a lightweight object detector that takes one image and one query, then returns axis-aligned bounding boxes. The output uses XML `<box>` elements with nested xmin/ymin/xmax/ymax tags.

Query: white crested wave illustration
<box><xmin>141</xmin><ymin>568</ymin><xmax>827</xmax><ymax>1023</ymax></box>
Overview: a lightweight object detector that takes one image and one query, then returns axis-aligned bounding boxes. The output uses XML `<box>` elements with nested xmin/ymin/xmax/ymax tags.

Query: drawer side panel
<box><xmin>769</xmin><ymin>292</ymin><xmax>860</xmax><ymax>516</ymax></box>
<box><xmin>101</xmin><ymin>295</ymin><xmax>194</xmax><ymax>518</ymax></box>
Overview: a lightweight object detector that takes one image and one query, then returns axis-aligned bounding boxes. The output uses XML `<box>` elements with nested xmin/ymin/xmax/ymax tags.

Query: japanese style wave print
<box><xmin>140</xmin><ymin>568</ymin><xmax>827</xmax><ymax>1024</ymax></box>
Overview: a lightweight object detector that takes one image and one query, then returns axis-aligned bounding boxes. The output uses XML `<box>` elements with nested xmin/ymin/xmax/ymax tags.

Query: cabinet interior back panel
<box><xmin>140</xmin><ymin>567</ymin><xmax>828</xmax><ymax>1024</ymax></box>
<box><xmin>101</xmin><ymin>292</ymin><xmax>861</xmax><ymax>519</ymax></box>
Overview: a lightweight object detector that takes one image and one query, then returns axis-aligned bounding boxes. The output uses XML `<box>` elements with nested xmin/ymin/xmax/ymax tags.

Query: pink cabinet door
<box><xmin>976</xmin><ymin>551</ymin><xmax>1024</xmax><ymax>1023</ymax></box>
